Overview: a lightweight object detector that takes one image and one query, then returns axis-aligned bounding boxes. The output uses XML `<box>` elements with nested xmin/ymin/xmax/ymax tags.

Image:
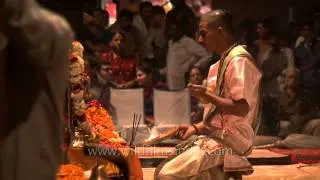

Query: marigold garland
<box><xmin>84</xmin><ymin>100</ymin><xmax>114</xmax><ymax>131</ymax></box>
<box><xmin>57</xmin><ymin>164</ymin><xmax>86</xmax><ymax>180</ymax></box>
<box><xmin>84</xmin><ymin>100</ymin><xmax>126</xmax><ymax>148</ymax></box>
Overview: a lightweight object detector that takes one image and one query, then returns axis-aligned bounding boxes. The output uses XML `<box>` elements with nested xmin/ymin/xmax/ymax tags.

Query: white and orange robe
<box><xmin>157</xmin><ymin>45</ymin><xmax>262</xmax><ymax>180</ymax></box>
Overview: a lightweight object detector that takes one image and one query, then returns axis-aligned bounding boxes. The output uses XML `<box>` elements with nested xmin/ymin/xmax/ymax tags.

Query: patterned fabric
<box><xmin>100</xmin><ymin>51</ymin><xmax>136</xmax><ymax>84</ymax></box>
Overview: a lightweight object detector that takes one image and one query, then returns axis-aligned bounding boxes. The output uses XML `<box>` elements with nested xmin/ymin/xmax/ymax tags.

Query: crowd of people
<box><xmin>1</xmin><ymin>0</ymin><xmax>320</xmax><ymax>179</ymax></box>
<box><xmin>80</xmin><ymin>0</ymin><xmax>320</xmax><ymax>138</ymax></box>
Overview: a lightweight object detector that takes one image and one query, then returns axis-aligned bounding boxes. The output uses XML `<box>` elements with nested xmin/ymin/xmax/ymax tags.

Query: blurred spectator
<box><xmin>109</xmin><ymin>9</ymin><xmax>143</xmax><ymax>59</ymax></box>
<box><xmin>89</xmin><ymin>61</ymin><xmax>115</xmax><ymax>111</ymax></box>
<box><xmin>100</xmin><ymin>31</ymin><xmax>137</xmax><ymax>86</ymax></box>
<box><xmin>165</xmin><ymin>0</ymin><xmax>197</xmax><ymax>39</ymax></box>
<box><xmin>278</xmin><ymin>68</ymin><xmax>320</xmax><ymax>137</ymax></box>
<box><xmin>284</xmin><ymin>22</ymin><xmax>300</xmax><ymax>47</ymax></box>
<box><xmin>84</xmin><ymin>55</ymin><xmax>101</xmax><ymax>77</ymax></box>
<box><xmin>187</xmin><ymin>0</ymin><xmax>211</xmax><ymax>16</ymax></box>
<box><xmin>135</xmin><ymin>64</ymin><xmax>166</xmax><ymax>127</ymax></box>
<box><xmin>253</xmin><ymin>18</ymin><xmax>288</xmax><ymax>98</ymax></box>
<box><xmin>0</xmin><ymin>0</ymin><xmax>73</xmax><ymax>178</ymax></box>
<box><xmin>145</xmin><ymin>5</ymin><xmax>167</xmax><ymax>69</ymax></box>
<box><xmin>85</xmin><ymin>38</ymin><xmax>110</xmax><ymax>57</ymax></box>
<box><xmin>133</xmin><ymin>1</ymin><xmax>153</xmax><ymax>55</ymax></box>
<box><xmin>271</xmin><ymin>33</ymin><xmax>295</xmax><ymax>69</ymax></box>
<box><xmin>83</xmin><ymin>9</ymin><xmax>110</xmax><ymax>41</ymax></box>
<box><xmin>294</xmin><ymin>22</ymin><xmax>320</xmax><ymax>107</ymax></box>
<box><xmin>161</xmin><ymin>20</ymin><xmax>209</xmax><ymax>90</ymax></box>
<box><xmin>239</xmin><ymin>18</ymin><xmax>256</xmax><ymax>52</ymax></box>
<box><xmin>92</xmin><ymin>9</ymin><xmax>110</xmax><ymax>29</ymax></box>
<box><xmin>188</xmin><ymin>0</ymin><xmax>201</xmax><ymax>18</ymax></box>
<box><xmin>253</xmin><ymin>18</ymin><xmax>288</xmax><ymax>136</ymax></box>
<box><xmin>186</xmin><ymin>66</ymin><xmax>206</xmax><ymax>124</ymax></box>
<box><xmin>119</xmin><ymin>0</ymin><xmax>140</xmax><ymax>13</ymax></box>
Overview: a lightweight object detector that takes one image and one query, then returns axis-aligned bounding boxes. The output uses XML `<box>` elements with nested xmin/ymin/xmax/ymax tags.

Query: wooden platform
<box><xmin>248</xmin><ymin>149</ymin><xmax>291</xmax><ymax>165</ymax></box>
<box><xmin>143</xmin><ymin>164</ymin><xmax>320</xmax><ymax>180</ymax></box>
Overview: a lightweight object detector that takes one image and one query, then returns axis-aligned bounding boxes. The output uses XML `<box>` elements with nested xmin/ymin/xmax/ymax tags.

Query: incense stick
<box><xmin>129</xmin><ymin>113</ymin><xmax>141</xmax><ymax>147</ymax></box>
<box><xmin>129</xmin><ymin>114</ymin><xmax>136</xmax><ymax>147</ymax></box>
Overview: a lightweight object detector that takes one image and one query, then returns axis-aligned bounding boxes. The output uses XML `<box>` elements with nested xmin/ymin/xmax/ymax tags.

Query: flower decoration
<box><xmin>70</xmin><ymin>75</ymin><xmax>82</xmax><ymax>85</ymax></box>
<box><xmin>57</xmin><ymin>164</ymin><xmax>86</xmax><ymax>180</ymax></box>
<box><xmin>84</xmin><ymin>100</ymin><xmax>126</xmax><ymax>148</ymax></box>
<box><xmin>84</xmin><ymin>100</ymin><xmax>115</xmax><ymax>131</ymax></box>
<box><xmin>71</xmin><ymin>41</ymin><xmax>84</xmax><ymax>58</ymax></box>
<box><xmin>67</xmin><ymin>41</ymin><xmax>126</xmax><ymax>149</ymax></box>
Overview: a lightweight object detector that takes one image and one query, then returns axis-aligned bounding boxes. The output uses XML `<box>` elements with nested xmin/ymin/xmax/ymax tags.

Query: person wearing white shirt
<box><xmin>132</xmin><ymin>2</ymin><xmax>153</xmax><ymax>58</ymax></box>
<box><xmin>145</xmin><ymin>5</ymin><xmax>167</xmax><ymax>65</ymax></box>
<box><xmin>161</xmin><ymin>22</ymin><xmax>209</xmax><ymax>90</ymax></box>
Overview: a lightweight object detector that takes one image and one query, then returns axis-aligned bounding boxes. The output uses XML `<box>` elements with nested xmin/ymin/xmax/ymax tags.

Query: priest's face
<box><xmin>198</xmin><ymin>19</ymin><xmax>220</xmax><ymax>53</ymax></box>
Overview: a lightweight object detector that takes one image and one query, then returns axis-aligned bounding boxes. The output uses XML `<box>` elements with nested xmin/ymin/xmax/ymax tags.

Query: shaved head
<box><xmin>201</xmin><ymin>9</ymin><xmax>233</xmax><ymax>33</ymax></box>
<box><xmin>198</xmin><ymin>9</ymin><xmax>235</xmax><ymax>54</ymax></box>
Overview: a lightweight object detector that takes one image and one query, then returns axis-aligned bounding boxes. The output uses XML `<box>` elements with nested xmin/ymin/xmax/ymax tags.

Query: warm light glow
<box><xmin>104</xmin><ymin>1</ymin><xmax>117</xmax><ymax>26</ymax></box>
<box><xmin>163</xmin><ymin>2</ymin><xmax>173</xmax><ymax>13</ymax></box>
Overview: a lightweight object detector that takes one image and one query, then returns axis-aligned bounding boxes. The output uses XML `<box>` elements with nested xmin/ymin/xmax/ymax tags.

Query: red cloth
<box><xmin>100</xmin><ymin>51</ymin><xmax>136</xmax><ymax>84</ymax></box>
<box><xmin>269</xmin><ymin>148</ymin><xmax>320</xmax><ymax>164</ymax></box>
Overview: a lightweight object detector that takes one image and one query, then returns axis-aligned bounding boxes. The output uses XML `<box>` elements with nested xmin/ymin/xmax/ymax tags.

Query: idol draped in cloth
<box><xmin>156</xmin><ymin>10</ymin><xmax>262</xmax><ymax>180</ymax></box>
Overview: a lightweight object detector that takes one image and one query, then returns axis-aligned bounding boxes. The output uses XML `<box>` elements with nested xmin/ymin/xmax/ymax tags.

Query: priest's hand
<box><xmin>177</xmin><ymin>125</ymin><xmax>196</xmax><ymax>140</ymax></box>
<box><xmin>188</xmin><ymin>83</ymin><xmax>210</xmax><ymax>104</ymax></box>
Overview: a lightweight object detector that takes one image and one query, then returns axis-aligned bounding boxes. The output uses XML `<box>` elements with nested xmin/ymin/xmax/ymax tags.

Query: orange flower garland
<box><xmin>57</xmin><ymin>164</ymin><xmax>86</xmax><ymax>180</ymax></box>
<box><xmin>84</xmin><ymin>100</ymin><xmax>126</xmax><ymax>148</ymax></box>
<box><xmin>84</xmin><ymin>100</ymin><xmax>114</xmax><ymax>131</ymax></box>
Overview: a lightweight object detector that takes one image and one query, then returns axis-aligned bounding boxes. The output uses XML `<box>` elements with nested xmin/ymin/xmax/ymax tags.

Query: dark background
<box><xmin>38</xmin><ymin>0</ymin><xmax>98</xmax><ymax>41</ymax></box>
<box><xmin>38</xmin><ymin>0</ymin><xmax>320</xmax><ymax>40</ymax></box>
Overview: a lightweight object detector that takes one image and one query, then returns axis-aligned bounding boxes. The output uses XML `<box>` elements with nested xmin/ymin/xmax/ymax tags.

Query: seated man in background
<box><xmin>294</xmin><ymin>22</ymin><xmax>320</xmax><ymax>108</ymax></box>
<box><xmin>156</xmin><ymin>9</ymin><xmax>262</xmax><ymax>180</ymax></box>
<box><xmin>89</xmin><ymin>61</ymin><xmax>117</xmax><ymax>113</ymax></box>
<box><xmin>278</xmin><ymin>68</ymin><xmax>320</xmax><ymax>137</ymax></box>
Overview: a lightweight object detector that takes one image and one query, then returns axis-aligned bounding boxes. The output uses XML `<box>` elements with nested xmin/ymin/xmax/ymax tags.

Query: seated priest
<box><xmin>156</xmin><ymin>9</ymin><xmax>262</xmax><ymax>180</ymax></box>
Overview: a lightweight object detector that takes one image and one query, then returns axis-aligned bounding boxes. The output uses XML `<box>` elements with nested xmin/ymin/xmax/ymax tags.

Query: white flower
<box><xmin>71</xmin><ymin>90</ymin><xmax>84</xmax><ymax>101</ymax></box>
<box><xmin>70</xmin><ymin>75</ymin><xmax>81</xmax><ymax>84</ymax></box>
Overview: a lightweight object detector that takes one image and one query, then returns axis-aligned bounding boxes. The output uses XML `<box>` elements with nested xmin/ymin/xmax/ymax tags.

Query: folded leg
<box><xmin>158</xmin><ymin>145</ymin><xmax>224</xmax><ymax>180</ymax></box>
